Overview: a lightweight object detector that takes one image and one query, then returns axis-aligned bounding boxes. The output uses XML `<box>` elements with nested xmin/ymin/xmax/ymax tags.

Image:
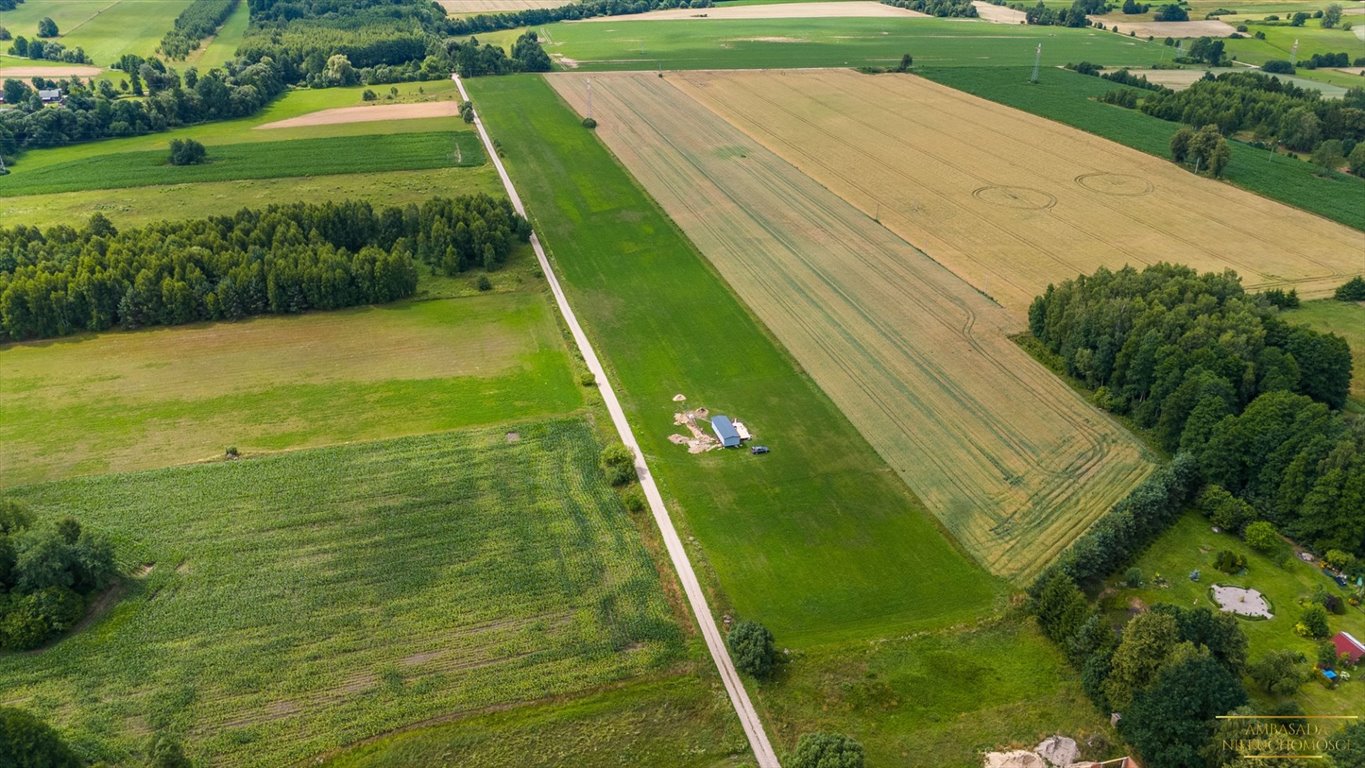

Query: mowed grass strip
<box><xmin>671</xmin><ymin>69</ymin><xmax>1364</xmax><ymax>315</ymax></box>
<box><xmin>0</xmin><ymin>166</ymin><xmax>506</xmax><ymax>229</ymax></box>
<box><xmin>514</xmin><ymin>16</ymin><xmax>1168</xmax><ymax>70</ymax></box>
<box><xmin>0</xmin><ymin>420</ymin><xmax>683</xmax><ymax>767</ymax></box>
<box><xmin>0</xmin><ymin>132</ymin><xmax>484</xmax><ymax>196</ymax></box>
<box><xmin>468</xmin><ymin>74</ymin><xmax>1000</xmax><ymax>646</ymax></box>
<box><xmin>0</xmin><ymin>291</ymin><xmax>583</xmax><ymax>486</ymax></box>
<box><xmin>921</xmin><ymin>65</ymin><xmax>1365</xmax><ymax>231</ymax></box>
<box><xmin>549</xmin><ymin>71</ymin><xmax>1153</xmax><ymax>582</ymax></box>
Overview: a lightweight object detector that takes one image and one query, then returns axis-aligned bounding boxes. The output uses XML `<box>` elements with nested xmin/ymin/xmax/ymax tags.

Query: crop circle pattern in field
<box><xmin>971</xmin><ymin>185</ymin><xmax>1057</xmax><ymax>210</ymax></box>
<box><xmin>1075</xmin><ymin>172</ymin><xmax>1154</xmax><ymax>197</ymax></box>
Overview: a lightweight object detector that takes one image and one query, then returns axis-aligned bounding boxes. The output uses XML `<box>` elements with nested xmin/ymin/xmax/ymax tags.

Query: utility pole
<box><xmin>1030</xmin><ymin>43</ymin><xmax>1042</xmax><ymax>83</ymax></box>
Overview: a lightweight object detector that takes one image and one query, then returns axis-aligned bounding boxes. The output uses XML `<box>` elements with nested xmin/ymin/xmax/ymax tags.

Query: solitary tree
<box><xmin>728</xmin><ymin>619</ymin><xmax>777</xmax><ymax>680</ymax></box>
<box><xmin>1348</xmin><ymin>143</ymin><xmax>1365</xmax><ymax>177</ymax></box>
<box><xmin>896</xmin><ymin>53</ymin><xmax>913</xmax><ymax>72</ymax></box>
<box><xmin>1243</xmin><ymin>520</ymin><xmax>1280</xmax><ymax>554</ymax></box>
<box><xmin>168</xmin><ymin>138</ymin><xmax>207</xmax><ymax>166</ymax></box>
<box><xmin>1296</xmin><ymin>604</ymin><xmax>1330</xmax><ymax>639</ymax></box>
<box><xmin>1321</xmin><ymin>3</ymin><xmax>1343</xmax><ymax>28</ymax></box>
<box><xmin>36</xmin><ymin>17</ymin><xmax>58</xmax><ymax>38</ymax></box>
<box><xmin>599</xmin><ymin>443</ymin><xmax>635</xmax><ymax>486</ymax></box>
<box><xmin>790</xmin><ymin>732</ymin><xmax>865</xmax><ymax>768</ymax></box>
<box><xmin>1248</xmin><ymin>649</ymin><xmax>1306</xmax><ymax>695</ymax></box>
<box><xmin>1310</xmin><ymin>139</ymin><xmax>1345</xmax><ymax>174</ymax></box>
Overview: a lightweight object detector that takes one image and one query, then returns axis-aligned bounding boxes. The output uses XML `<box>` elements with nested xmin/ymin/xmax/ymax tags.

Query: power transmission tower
<box><xmin>1030</xmin><ymin>43</ymin><xmax>1042</xmax><ymax>83</ymax></box>
<box><xmin>1290</xmin><ymin>38</ymin><xmax>1299</xmax><ymax>67</ymax></box>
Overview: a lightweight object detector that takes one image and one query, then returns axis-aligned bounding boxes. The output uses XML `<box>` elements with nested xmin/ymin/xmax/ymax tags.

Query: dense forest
<box><xmin>0</xmin><ymin>196</ymin><xmax>530</xmax><ymax>341</ymax></box>
<box><xmin>0</xmin><ymin>502</ymin><xmax>116</xmax><ymax>652</ymax></box>
<box><xmin>160</xmin><ymin>0</ymin><xmax>242</xmax><ymax>60</ymax></box>
<box><xmin>1099</xmin><ymin>70</ymin><xmax>1365</xmax><ymax>167</ymax></box>
<box><xmin>1029</xmin><ymin>264</ymin><xmax>1362</xmax><ymax>557</ymax></box>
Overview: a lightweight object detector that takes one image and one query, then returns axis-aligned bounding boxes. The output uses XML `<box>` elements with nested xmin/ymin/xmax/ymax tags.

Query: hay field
<box><xmin>576</xmin><ymin>1</ymin><xmax>930</xmax><ymax>21</ymax></box>
<box><xmin>550</xmin><ymin>72</ymin><xmax>1154</xmax><ymax>581</ymax></box>
<box><xmin>671</xmin><ymin>69</ymin><xmax>1364</xmax><ymax>319</ymax></box>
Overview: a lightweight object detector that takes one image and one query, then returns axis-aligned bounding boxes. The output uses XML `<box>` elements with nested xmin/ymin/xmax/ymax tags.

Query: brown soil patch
<box><xmin>0</xmin><ymin>65</ymin><xmax>103</xmax><ymax>78</ymax></box>
<box><xmin>577</xmin><ymin>1</ymin><xmax>929</xmax><ymax>21</ymax></box>
<box><xmin>1090</xmin><ymin>16</ymin><xmax>1235</xmax><ymax>37</ymax></box>
<box><xmin>255</xmin><ymin>101</ymin><xmax>461</xmax><ymax>130</ymax></box>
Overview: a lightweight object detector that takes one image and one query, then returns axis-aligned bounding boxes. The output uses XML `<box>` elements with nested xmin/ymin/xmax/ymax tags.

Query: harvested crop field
<box><xmin>256</xmin><ymin>101</ymin><xmax>461</xmax><ymax>129</ymax></box>
<box><xmin>0</xmin><ymin>64</ymin><xmax>103</xmax><ymax>77</ymax></box>
<box><xmin>440</xmin><ymin>0</ymin><xmax>567</xmax><ymax>11</ymax></box>
<box><xmin>577</xmin><ymin>1</ymin><xmax>930</xmax><ymax>21</ymax></box>
<box><xmin>1087</xmin><ymin>17</ymin><xmax>1235</xmax><ymax>37</ymax></box>
<box><xmin>972</xmin><ymin>0</ymin><xmax>1026</xmax><ymax>23</ymax></box>
<box><xmin>669</xmin><ymin>69</ymin><xmax>1364</xmax><ymax>317</ymax></box>
<box><xmin>550</xmin><ymin>71</ymin><xmax>1154</xmax><ymax>580</ymax></box>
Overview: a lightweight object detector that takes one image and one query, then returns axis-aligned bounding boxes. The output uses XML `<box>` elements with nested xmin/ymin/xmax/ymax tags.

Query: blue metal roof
<box><xmin>710</xmin><ymin>415</ymin><xmax>741</xmax><ymax>447</ymax></box>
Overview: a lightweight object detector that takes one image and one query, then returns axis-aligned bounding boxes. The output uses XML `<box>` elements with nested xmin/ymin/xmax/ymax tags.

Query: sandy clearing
<box><xmin>577</xmin><ymin>1</ymin><xmax>929</xmax><ymax>21</ymax></box>
<box><xmin>672</xmin><ymin>69</ymin><xmax>1363</xmax><ymax>316</ymax></box>
<box><xmin>1090</xmin><ymin>16</ymin><xmax>1236</xmax><ymax>37</ymax></box>
<box><xmin>972</xmin><ymin>1</ymin><xmax>1026</xmax><ymax>24</ymax></box>
<box><xmin>255</xmin><ymin>101</ymin><xmax>461</xmax><ymax>130</ymax></box>
<box><xmin>439</xmin><ymin>0</ymin><xmax>566</xmax><ymax>11</ymax></box>
<box><xmin>550</xmin><ymin>71</ymin><xmax>1154</xmax><ymax>581</ymax></box>
<box><xmin>1336</xmin><ymin>66</ymin><xmax>1365</xmax><ymax>76</ymax></box>
<box><xmin>0</xmin><ymin>64</ymin><xmax>104</xmax><ymax>78</ymax></box>
<box><xmin>1122</xmin><ymin>67</ymin><xmax>1214</xmax><ymax>89</ymax></box>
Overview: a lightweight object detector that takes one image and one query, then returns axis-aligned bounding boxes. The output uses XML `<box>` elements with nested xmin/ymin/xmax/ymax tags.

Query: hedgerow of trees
<box><xmin>1029</xmin><ymin>264</ymin><xmax>1362</xmax><ymax>558</ymax></box>
<box><xmin>160</xmin><ymin>0</ymin><xmax>241</xmax><ymax>59</ymax></box>
<box><xmin>0</xmin><ymin>501</ymin><xmax>117</xmax><ymax>651</ymax></box>
<box><xmin>0</xmin><ymin>196</ymin><xmax>530</xmax><ymax>341</ymax></box>
<box><xmin>880</xmin><ymin>0</ymin><xmax>977</xmax><ymax>17</ymax></box>
<box><xmin>6</xmin><ymin>34</ymin><xmax>90</xmax><ymax>63</ymax></box>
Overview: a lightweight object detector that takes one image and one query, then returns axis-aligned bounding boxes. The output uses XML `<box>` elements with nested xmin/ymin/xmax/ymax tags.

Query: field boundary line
<box><xmin>453</xmin><ymin>74</ymin><xmax>780</xmax><ymax>768</ymax></box>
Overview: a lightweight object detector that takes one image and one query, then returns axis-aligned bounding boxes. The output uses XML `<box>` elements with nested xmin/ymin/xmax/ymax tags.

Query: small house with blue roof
<box><xmin>710</xmin><ymin>415</ymin><xmax>742</xmax><ymax>448</ymax></box>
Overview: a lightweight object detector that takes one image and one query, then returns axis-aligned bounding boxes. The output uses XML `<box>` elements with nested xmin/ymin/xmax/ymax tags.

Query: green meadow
<box><xmin>1100</xmin><ymin>513</ymin><xmax>1365</xmax><ymax>717</ymax></box>
<box><xmin>0</xmin><ymin>421</ymin><xmax>692</xmax><ymax>766</ymax></box>
<box><xmin>1282</xmin><ymin>299</ymin><xmax>1365</xmax><ymax>412</ymax></box>
<box><xmin>921</xmin><ymin>66</ymin><xmax>1365</xmax><ymax>230</ymax></box>
<box><xmin>468</xmin><ymin>73</ymin><xmax>1001</xmax><ymax>648</ymax></box>
<box><xmin>506</xmin><ymin>17</ymin><xmax>1167</xmax><ymax>70</ymax></box>
<box><xmin>0</xmin><ymin>281</ymin><xmax>583</xmax><ymax>486</ymax></box>
<box><xmin>183</xmin><ymin>0</ymin><xmax>251</xmax><ymax>71</ymax></box>
<box><xmin>0</xmin><ymin>0</ymin><xmax>195</xmax><ymax>64</ymax></box>
<box><xmin>0</xmin><ymin>132</ymin><xmax>483</xmax><ymax>196</ymax></box>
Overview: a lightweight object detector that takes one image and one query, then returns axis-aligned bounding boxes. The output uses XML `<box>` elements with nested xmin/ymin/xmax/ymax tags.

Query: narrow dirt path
<box><xmin>453</xmin><ymin>74</ymin><xmax>781</xmax><ymax>768</ymax></box>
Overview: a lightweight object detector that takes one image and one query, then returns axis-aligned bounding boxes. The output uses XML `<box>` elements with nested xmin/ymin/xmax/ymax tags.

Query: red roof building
<box><xmin>1333</xmin><ymin>631</ymin><xmax>1365</xmax><ymax>664</ymax></box>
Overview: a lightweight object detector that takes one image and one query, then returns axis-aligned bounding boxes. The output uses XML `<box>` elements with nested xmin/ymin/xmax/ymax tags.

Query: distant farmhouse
<box><xmin>38</xmin><ymin>88</ymin><xmax>63</xmax><ymax>103</ymax></box>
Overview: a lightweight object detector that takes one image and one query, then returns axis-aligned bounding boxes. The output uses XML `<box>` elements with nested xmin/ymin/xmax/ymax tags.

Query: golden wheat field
<box><xmin>668</xmin><ymin>69</ymin><xmax>1365</xmax><ymax>319</ymax></box>
<box><xmin>550</xmin><ymin>72</ymin><xmax>1155</xmax><ymax>581</ymax></box>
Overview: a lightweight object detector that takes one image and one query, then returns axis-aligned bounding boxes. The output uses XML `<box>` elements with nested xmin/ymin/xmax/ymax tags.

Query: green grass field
<box><xmin>468</xmin><ymin>73</ymin><xmax>1000</xmax><ymax>647</ymax></box>
<box><xmin>920</xmin><ymin>66</ymin><xmax>1365</xmax><ymax>230</ymax></box>
<box><xmin>183</xmin><ymin>0</ymin><xmax>251</xmax><ymax>70</ymax></box>
<box><xmin>0</xmin><ymin>132</ymin><xmax>483</xmax><ymax>196</ymax></box>
<box><xmin>1282</xmin><ymin>299</ymin><xmax>1365</xmax><ymax>412</ymax></box>
<box><xmin>4</xmin><ymin>79</ymin><xmax>463</xmax><ymax>173</ymax></box>
<box><xmin>1099</xmin><ymin>513</ymin><xmax>1365</xmax><ymax>717</ymax></box>
<box><xmin>0</xmin><ymin>282</ymin><xmax>583</xmax><ymax>486</ymax></box>
<box><xmin>0</xmin><ymin>420</ymin><xmax>690</xmax><ymax>766</ymax></box>
<box><xmin>322</xmin><ymin>676</ymin><xmax>749</xmax><ymax>767</ymax></box>
<box><xmin>0</xmin><ymin>0</ymin><xmax>196</xmax><ymax>65</ymax></box>
<box><xmin>0</xmin><ymin>166</ymin><xmax>506</xmax><ymax>228</ymax></box>
<box><xmin>513</xmin><ymin>16</ymin><xmax>1168</xmax><ymax>70</ymax></box>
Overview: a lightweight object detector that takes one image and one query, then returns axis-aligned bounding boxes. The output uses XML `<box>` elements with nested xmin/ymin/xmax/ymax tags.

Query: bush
<box><xmin>149</xmin><ymin>735</ymin><xmax>192</xmax><ymax>768</ymax></box>
<box><xmin>476</xmin><ymin>275</ymin><xmax>492</xmax><ymax>291</ymax></box>
<box><xmin>581</xmin><ymin>117</ymin><xmax>598</xmax><ymax>129</ymax></box>
<box><xmin>1214</xmin><ymin>550</ymin><xmax>1246</xmax><ymax>574</ymax></box>
<box><xmin>36</xmin><ymin>17</ymin><xmax>59</xmax><ymax>38</ymax></box>
<box><xmin>1335</xmin><ymin>276</ymin><xmax>1365</xmax><ymax>301</ymax></box>
<box><xmin>1124</xmin><ymin>567</ymin><xmax>1144</xmax><ymax>587</ymax></box>
<box><xmin>1243</xmin><ymin>521</ymin><xmax>1280</xmax><ymax>555</ymax></box>
<box><xmin>1248</xmin><ymin>649</ymin><xmax>1306</xmax><ymax>695</ymax></box>
<box><xmin>168</xmin><ymin>138</ymin><xmax>207</xmax><ymax>166</ymax></box>
<box><xmin>0</xmin><ymin>707</ymin><xmax>82</xmax><ymax>768</ymax></box>
<box><xmin>1261</xmin><ymin>59</ymin><xmax>1295</xmax><ymax>74</ymax></box>
<box><xmin>1297</xmin><ymin>604</ymin><xmax>1330</xmax><ymax>638</ymax></box>
<box><xmin>622</xmin><ymin>488</ymin><xmax>646</xmax><ymax>513</ymax></box>
<box><xmin>790</xmin><ymin>732</ymin><xmax>865</xmax><ymax>768</ymax></box>
<box><xmin>362</xmin><ymin>88</ymin><xmax>378</xmax><ymax>101</ymax></box>
<box><xmin>1197</xmin><ymin>485</ymin><xmax>1254</xmax><ymax>533</ymax></box>
<box><xmin>600</xmin><ymin>443</ymin><xmax>636</xmax><ymax>486</ymax></box>
<box><xmin>728</xmin><ymin>619</ymin><xmax>777</xmax><ymax>680</ymax></box>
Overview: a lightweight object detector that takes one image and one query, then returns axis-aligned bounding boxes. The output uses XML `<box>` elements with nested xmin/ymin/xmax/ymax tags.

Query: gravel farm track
<box><xmin>550</xmin><ymin>71</ymin><xmax>1156</xmax><ymax>582</ymax></box>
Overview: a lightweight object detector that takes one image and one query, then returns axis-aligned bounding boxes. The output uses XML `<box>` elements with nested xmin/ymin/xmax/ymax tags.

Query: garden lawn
<box><xmin>0</xmin><ymin>420</ymin><xmax>687</xmax><ymax>766</ymax></box>
<box><xmin>0</xmin><ymin>132</ymin><xmax>483</xmax><ymax>196</ymax></box>
<box><xmin>1282</xmin><ymin>299</ymin><xmax>1365</xmax><ymax>412</ymax></box>
<box><xmin>0</xmin><ymin>166</ymin><xmax>505</xmax><ymax>228</ymax></box>
<box><xmin>921</xmin><ymin>66</ymin><xmax>1365</xmax><ymax>230</ymax></box>
<box><xmin>320</xmin><ymin>676</ymin><xmax>749</xmax><ymax>768</ymax></box>
<box><xmin>467</xmin><ymin>73</ymin><xmax>1000</xmax><ymax>647</ymax></box>
<box><xmin>1100</xmin><ymin>513</ymin><xmax>1365</xmax><ymax>716</ymax></box>
<box><xmin>520</xmin><ymin>16</ymin><xmax>1167</xmax><ymax>70</ymax></box>
<box><xmin>0</xmin><ymin>285</ymin><xmax>583</xmax><ymax>486</ymax></box>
